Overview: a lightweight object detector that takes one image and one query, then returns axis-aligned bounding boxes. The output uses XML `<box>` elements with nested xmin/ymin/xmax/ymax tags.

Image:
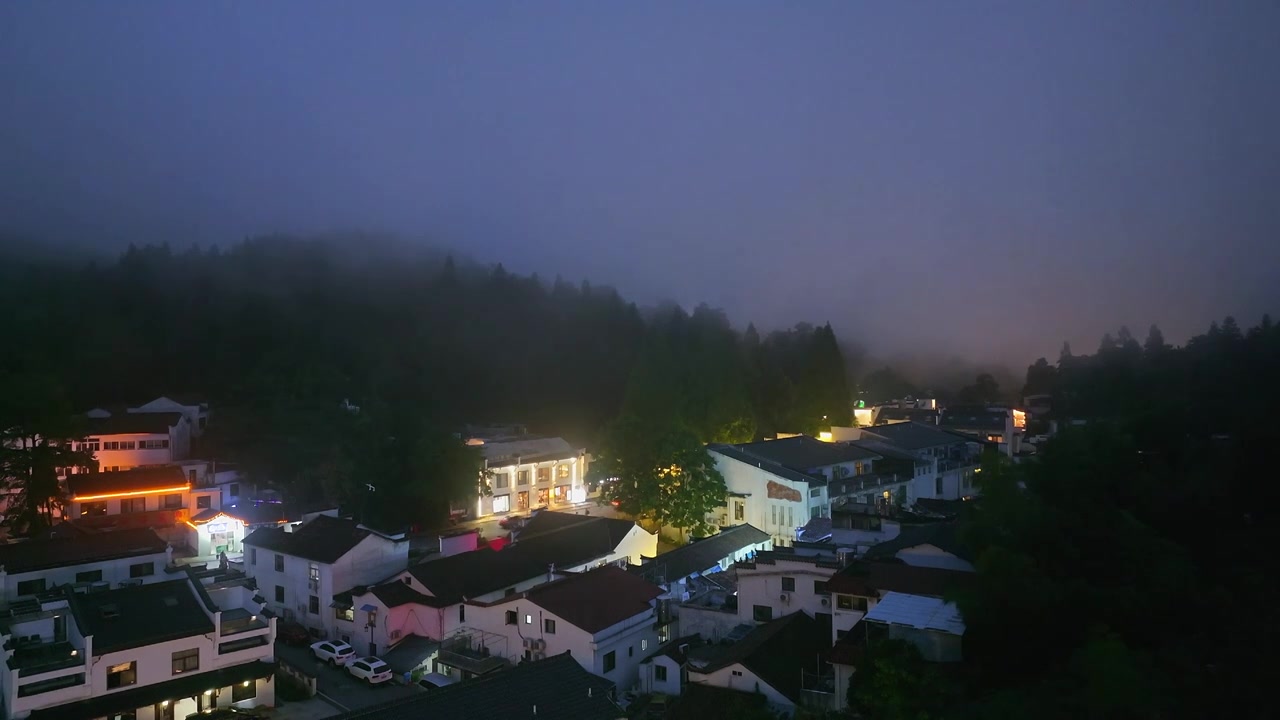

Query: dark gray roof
<box><xmin>708</xmin><ymin>444</ymin><xmax>826</xmax><ymax>486</ymax></box>
<box><xmin>0</xmin><ymin>527</ymin><xmax>168</xmax><ymax>574</ymax></box>
<box><xmin>523</xmin><ymin>566</ymin><xmax>662</xmax><ymax>633</ymax></box>
<box><xmin>84</xmin><ymin>411</ymin><xmax>184</xmax><ymax>435</ymax></box>
<box><xmin>633</xmin><ymin>524</ymin><xmax>770</xmax><ymax>584</ymax></box>
<box><xmin>859</xmin><ymin>422</ymin><xmax>970</xmax><ymax>451</ymax></box>
<box><xmin>864</xmin><ymin>521</ymin><xmax>972</xmax><ymax>562</ymax></box>
<box><xmin>518</xmin><ymin>511</ymin><xmax>636</xmax><ymax>549</ymax></box>
<box><xmin>69</xmin><ymin>578</ymin><xmax>214</xmax><ymax>654</ymax></box>
<box><xmin>381</xmin><ymin>635</ymin><xmax>440</xmax><ymax>676</ymax></box>
<box><xmin>689</xmin><ymin>611</ymin><xmax>828</xmax><ymax>703</ymax></box>
<box><xmin>330</xmin><ymin>652</ymin><xmax>619</xmax><ymax>720</ymax></box>
<box><xmin>730</xmin><ymin>435</ymin><xmax>880</xmax><ymax>471</ymax></box>
<box><xmin>370</xmin><ymin>579</ymin><xmax>441</xmax><ymax>608</ymax></box>
<box><xmin>244</xmin><ymin>514</ymin><xmax>382</xmax><ymax>564</ymax></box>
<box><xmin>67</xmin><ymin>465</ymin><xmax>188</xmax><ymax>498</ymax></box>
<box><xmin>875</xmin><ymin>407</ymin><xmax>939</xmax><ymax>424</ymax></box>
<box><xmin>939</xmin><ymin>405</ymin><xmax>1008</xmax><ymax>431</ymax></box>
<box><xmin>409</xmin><ymin>517</ymin><xmax>643</xmax><ymax>603</ymax></box>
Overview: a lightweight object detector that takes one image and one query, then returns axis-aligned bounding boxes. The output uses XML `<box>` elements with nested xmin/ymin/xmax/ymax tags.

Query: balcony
<box><xmin>437</xmin><ymin>631</ymin><xmax>509</xmax><ymax>676</ymax></box>
<box><xmin>220</xmin><ymin>608</ymin><xmax>269</xmax><ymax>637</ymax></box>
<box><xmin>10</xmin><ymin>641</ymin><xmax>84</xmax><ymax>677</ymax></box>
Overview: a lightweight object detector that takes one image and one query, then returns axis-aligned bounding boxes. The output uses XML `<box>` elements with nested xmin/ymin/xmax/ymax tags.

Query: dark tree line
<box><xmin>856</xmin><ymin>317</ymin><xmax>1278</xmax><ymax>719</ymax></box>
<box><xmin>0</xmin><ymin>237</ymin><xmax>852</xmax><ymax>530</ymax></box>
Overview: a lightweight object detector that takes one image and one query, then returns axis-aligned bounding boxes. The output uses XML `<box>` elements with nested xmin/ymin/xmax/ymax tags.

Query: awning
<box><xmin>360</xmin><ymin>604</ymin><xmax>378</xmax><ymax>612</ymax></box>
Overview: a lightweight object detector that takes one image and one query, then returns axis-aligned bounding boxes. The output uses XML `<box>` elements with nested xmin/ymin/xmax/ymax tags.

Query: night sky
<box><xmin>3</xmin><ymin>2</ymin><xmax>1277</xmax><ymax>364</ymax></box>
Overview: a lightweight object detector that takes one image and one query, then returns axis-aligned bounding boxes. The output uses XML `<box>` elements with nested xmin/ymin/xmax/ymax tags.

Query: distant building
<box><xmin>0</xmin><ymin>527</ymin><xmax>171</xmax><ymax>603</ymax></box>
<box><xmin>468</xmin><ymin>431</ymin><xmax>589</xmax><ymax>518</ymax></box>
<box><xmin>852</xmin><ymin>423</ymin><xmax>982</xmax><ymax>501</ymax></box>
<box><xmin>939</xmin><ymin>405</ymin><xmax>1025</xmax><ymax>457</ymax></box>
<box><xmin>72</xmin><ymin>408</ymin><xmax>193</xmax><ymax>473</ymax></box>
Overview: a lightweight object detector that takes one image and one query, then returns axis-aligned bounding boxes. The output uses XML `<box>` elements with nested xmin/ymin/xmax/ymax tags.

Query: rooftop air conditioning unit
<box><xmin>779</xmin><ymin>593</ymin><xmax>790</xmax><ymax>603</ymax></box>
<box><xmin>534</xmin><ymin>638</ymin><xmax>546</xmax><ymax>651</ymax></box>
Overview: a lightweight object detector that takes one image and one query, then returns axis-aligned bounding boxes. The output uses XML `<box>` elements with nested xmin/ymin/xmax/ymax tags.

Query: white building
<box><xmin>710</xmin><ymin>436</ymin><xmax>884</xmax><ymax>546</ymax></box>
<box><xmin>0</xmin><ymin>527</ymin><xmax>171</xmax><ymax>604</ymax></box>
<box><xmin>734</xmin><ymin>548</ymin><xmax>844</xmax><ymax>627</ymax></box>
<box><xmin>0</xmin><ymin>573</ymin><xmax>275</xmax><ymax>720</ymax></box>
<box><xmin>73</xmin><ymin>408</ymin><xmax>193</xmax><ymax>473</ymax></box>
<box><xmin>127</xmin><ymin>396</ymin><xmax>210</xmax><ymax>438</ymax></box>
<box><xmin>457</xmin><ymin>566</ymin><xmax>664</xmax><ymax>691</ymax></box>
<box><xmin>850</xmin><ymin>423</ymin><xmax>982</xmax><ymax>501</ymax></box>
<box><xmin>471</xmin><ymin>435</ymin><xmax>589</xmax><ymax>518</ymax></box>
<box><xmin>243</xmin><ymin>513</ymin><xmax>408</xmax><ymax>642</ymax></box>
<box><xmin>62</xmin><ymin>466</ymin><xmax>241</xmax><ymax>554</ymax></box>
<box><xmin>333</xmin><ymin>513</ymin><xmax>656</xmax><ymax>659</ymax></box>
<box><xmin>685</xmin><ymin>611</ymin><xmax>832</xmax><ymax>717</ymax></box>
<box><xmin>632</xmin><ymin>523</ymin><xmax>771</xmax><ymax>604</ymax></box>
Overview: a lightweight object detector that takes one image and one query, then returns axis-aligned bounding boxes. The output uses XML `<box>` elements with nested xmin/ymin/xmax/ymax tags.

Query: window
<box><xmin>655</xmin><ymin>664</ymin><xmax>668</xmax><ymax>682</ymax></box>
<box><xmin>837</xmin><ymin>595</ymin><xmax>867</xmax><ymax>611</ymax></box>
<box><xmin>172</xmin><ymin>648</ymin><xmax>200</xmax><ymax>674</ymax></box>
<box><xmin>120</xmin><ymin>497</ymin><xmax>146</xmax><ymax>513</ymax></box>
<box><xmin>557</xmin><ymin>464</ymin><xmax>569</xmax><ymax>479</ymax></box>
<box><xmin>161</xmin><ymin>494</ymin><xmax>183</xmax><ymax>509</ymax></box>
<box><xmin>787</xmin><ymin>506</ymin><xmax>793</xmax><ymax>527</ymax></box>
<box><xmin>732</xmin><ymin>670</ymin><xmax>743</xmax><ymax>677</ymax></box>
<box><xmin>544</xmin><ymin>619</ymin><xmax>556</xmax><ymax>634</ymax></box>
<box><xmin>309</xmin><ymin>596</ymin><xmax>320</xmax><ymax>614</ymax></box>
<box><xmin>517</xmin><ymin>470</ymin><xmax>529</xmax><ymax>485</ymax></box>
<box><xmin>771</xmin><ymin>505</ymin><xmax>777</xmax><ymax>526</ymax></box>
<box><xmin>189</xmin><ymin>469</ymin><xmax>198</xmax><ymax>484</ymax></box>
<box><xmin>753</xmin><ymin>605</ymin><xmax>773</xmax><ymax>622</ymax></box>
<box><xmin>76</xmin><ymin>569</ymin><xmax>103</xmax><ymax>583</ymax></box>
<box><xmin>781</xmin><ymin>577</ymin><xmax>795</xmax><ymax>592</ymax></box>
<box><xmin>810</xmin><ymin>488</ymin><xmax>821</xmax><ymax>498</ymax></box>
<box><xmin>492</xmin><ymin>494</ymin><xmax>511</xmax><ymax>513</ymax></box>
<box><xmin>107</xmin><ymin>661</ymin><xmax>137</xmax><ymax>689</ymax></box>
<box><xmin>536</xmin><ymin>467</ymin><xmax>551</xmax><ymax>483</ymax></box>
<box><xmin>309</xmin><ymin>563</ymin><xmax>319</xmax><ymax>581</ymax></box>
<box><xmin>458</xmin><ymin>605</ymin><xmax>465</xmax><ymax>623</ymax></box>
<box><xmin>140</xmin><ymin>439</ymin><xmax>169</xmax><ymax>450</ymax></box>
<box><xmin>232</xmin><ymin>680</ymin><xmax>257</xmax><ymax>703</ymax></box>
<box><xmin>81</xmin><ymin>440</ymin><xmax>100</xmax><ymax>452</ymax></box>
<box><xmin>229</xmin><ymin>483</ymin><xmax>240</xmax><ymax>496</ymax></box>
<box><xmin>493</xmin><ymin>473</ymin><xmax>509</xmax><ymax>490</ymax></box>
<box><xmin>525</xmin><ymin>614</ymin><xmax>532</xmax><ymax>625</ymax></box>
<box><xmin>120</xmin><ymin>441</ymin><xmax>136</xmax><ymax>450</ymax></box>
<box><xmin>368</xmin><ymin>609</ymin><xmax>378</xmax><ymax>627</ymax></box>
<box><xmin>603</xmin><ymin>651</ymin><xmax>616</xmax><ymax>673</ymax></box>
<box><xmin>250</xmin><ymin>548</ymin><xmax>257</xmax><ymax>565</ymax></box>
<box><xmin>814</xmin><ymin>580</ymin><xmax>828</xmax><ymax>595</ymax></box>
<box><xmin>734</xmin><ymin>501</ymin><xmax>744</xmax><ymax>521</ymax></box>
<box><xmin>336</xmin><ymin>607</ymin><xmax>354</xmax><ymax>622</ymax></box>
<box><xmin>17</xmin><ymin>578</ymin><xmax>47</xmax><ymax>596</ymax></box>
<box><xmin>103</xmin><ymin>441</ymin><xmax>120</xmax><ymax>451</ymax></box>
<box><xmin>629</xmin><ymin>646</ymin><xmax>634</xmax><ymax>657</ymax></box>
<box><xmin>275</xmin><ymin>586</ymin><xmax>285</xmax><ymax>603</ymax></box>
<box><xmin>642</xmin><ymin>639</ymin><xmax>648</xmax><ymax>651</ymax></box>
<box><xmin>505</xmin><ymin>610</ymin><xmax>517</xmax><ymax>625</ymax></box>
<box><xmin>935</xmin><ymin>477</ymin><xmax>943</xmax><ymax>495</ymax></box>
<box><xmin>196</xmin><ymin>495</ymin><xmax>211</xmax><ymax>509</ymax></box>
<box><xmin>275</xmin><ymin>554</ymin><xmax>284</xmax><ymax>572</ymax></box>
<box><xmin>811</xmin><ymin>506</ymin><xmax>821</xmax><ymax>519</ymax></box>
<box><xmin>81</xmin><ymin>501</ymin><xmax>107</xmax><ymax>517</ymax></box>
<box><xmin>129</xmin><ymin>562</ymin><xmax>154</xmax><ymax>578</ymax></box>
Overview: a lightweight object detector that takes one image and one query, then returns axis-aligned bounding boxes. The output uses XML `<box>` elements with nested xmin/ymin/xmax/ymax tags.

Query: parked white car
<box><xmin>310</xmin><ymin>640</ymin><xmax>356</xmax><ymax>666</ymax></box>
<box><xmin>347</xmin><ymin>656</ymin><xmax>393</xmax><ymax>685</ymax></box>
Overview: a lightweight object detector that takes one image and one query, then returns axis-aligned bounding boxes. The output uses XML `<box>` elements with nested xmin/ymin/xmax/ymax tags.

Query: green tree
<box><xmin>0</xmin><ymin>375</ymin><xmax>95</xmax><ymax>533</ymax></box>
<box><xmin>847</xmin><ymin>639</ymin><xmax>957</xmax><ymax>720</ymax></box>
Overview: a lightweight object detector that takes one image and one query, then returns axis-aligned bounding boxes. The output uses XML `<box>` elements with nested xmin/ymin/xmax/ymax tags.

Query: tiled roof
<box><xmin>518</xmin><ymin>511</ymin><xmax>636</xmax><ymax>549</ymax></box>
<box><xmin>688</xmin><ymin>611</ymin><xmax>829</xmax><ymax>703</ymax></box>
<box><xmin>0</xmin><ymin>527</ymin><xmax>168</xmax><ymax>574</ymax></box>
<box><xmin>243</xmin><ymin>514</ymin><xmax>378</xmax><ymax>564</ymax></box>
<box><xmin>826</xmin><ymin>560</ymin><xmax>973</xmax><ymax>597</ymax></box>
<box><xmin>632</xmin><ymin>524</ymin><xmax>769</xmax><ymax>584</ymax></box>
<box><xmin>729</xmin><ymin>435</ymin><xmax>881</xmax><ymax>470</ymax></box>
<box><xmin>68</xmin><ymin>578</ymin><xmax>215</xmax><ymax>654</ymax></box>
<box><xmin>329</xmin><ymin>652</ymin><xmax>619</xmax><ymax>720</ymax></box>
<box><xmin>67</xmin><ymin>465</ymin><xmax>189</xmax><ymax>498</ymax></box>
<box><xmin>708</xmin><ymin>444</ymin><xmax>826</xmax><ymax>486</ymax></box>
<box><xmin>84</xmin><ymin>411</ymin><xmax>184</xmax><ymax>435</ymax></box>
<box><xmin>521</xmin><ymin>566</ymin><xmax>661</xmax><ymax>634</ymax></box>
<box><xmin>409</xmin><ymin>518</ymin><xmax>645</xmax><ymax>603</ymax></box>
<box><xmin>858</xmin><ymin>422</ymin><xmax>970</xmax><ymax>451</ymax></box>
<box><xmin>863</xmin><ymin>521</ymin><xmax>972</xmax><ymax>562</ymax></box>
<box><xmin>370</xmin><ymin>579</ymin><xmax>442</xmax><ymax>608</ymax></box>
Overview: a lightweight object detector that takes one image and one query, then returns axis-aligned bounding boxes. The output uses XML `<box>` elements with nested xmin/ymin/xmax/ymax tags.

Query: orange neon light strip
<box><xmin>73</xmin><ymin>484</ymin><xmax>191</xmax><ymax>501</ymax></box>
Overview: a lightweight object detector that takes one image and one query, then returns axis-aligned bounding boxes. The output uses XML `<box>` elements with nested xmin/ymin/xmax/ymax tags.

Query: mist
<box><xmin>3</xmin><ymin>2</ymin><xmax>1278</xmax><ymax>368</ymax></box>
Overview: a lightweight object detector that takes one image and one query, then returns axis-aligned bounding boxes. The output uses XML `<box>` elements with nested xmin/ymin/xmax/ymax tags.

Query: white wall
<box><xmin>2</xmin><ymin>551</ymin><xmax>172</xmax><ymax>601</ymax></box>
<box><xmin>638</xmin><ymin>654</ymin><xmax>683</xmax><ymax>695</ymax></box>
<box><xmin>479</xmin><ymin>454</ymin><xmax>587</xmax><ymax>517</ymax></box>
<box><xmin>736</xmin><ymin>559</ymin><xmax>837</xmax><ymax>625</ymax></box>
<box><xmin>713</xmin><ymin>454</ymin><xmax>823</xmax><ymax>546</ymax></box>
<box><xmin>689</xmin><ymin>663</ymin><xmax>794</xmax><ymax>714</ymax></box>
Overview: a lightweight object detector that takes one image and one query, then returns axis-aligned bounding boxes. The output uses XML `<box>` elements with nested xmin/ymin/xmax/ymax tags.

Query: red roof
<box><xmin>524</xmin><ymin>565</ymin><xmax>662</xmax><ymax>634</ymax></box>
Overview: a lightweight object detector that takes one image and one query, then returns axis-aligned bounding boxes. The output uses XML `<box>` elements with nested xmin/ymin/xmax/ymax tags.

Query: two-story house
<box><xmin>72</xmin><ymin>409</ymin><xmax>193</xmax><ymax>473</ymax></box>
<box><xmin>734</xmin><ymin>548</ymin><xmax>844</xmax><ymax>629</ymax></box>
<box><xmin>472</xmin><ymin>434</ymin><xmax>589</xmax><ymax>517</ymax></box>
<box><xmin>459</xmin><ymin>566</ymin><xmax>664</xmax><ymax>691</ymax></box>
<box><xmin>332</xmin><ymin>514</ymin><xmax>656</xmax><ymax>658</ymax></box>
<box><xmin>852</xmin><ymin>423</ymin><xmax>982</xmax><ymax>501</ymax></box>
<box><xmin>632</xmin><ymin>524</ymin><xmax>771</xmax><ymax>606</ymax></box>
<box><xmin>63</xmin><ymin>466</ymin><xmax>235</xmax><ymax>551</ymax></box>
<box><xmin>243</xmin><ymin>513</ymin><xmax>408</xmax><ymax>640</ymax></box>
<box><xmin>708</xmin><ymin>436</ymin><xmax>884</xmax><ymax>546</ymax></box>
<box><xmin>939</xmin><ymin>405</ymin><xmax>1024</xmax><ymax>457</ymax></box>
<box><xmin>0</xmin><ymin>573</ymin><xmax>276</xmax><ymax>720</ymax></box>
<box><xmin>0</xmin><ymin>527</ymin><xmax>171</xmax><ymax>603</ymax></box>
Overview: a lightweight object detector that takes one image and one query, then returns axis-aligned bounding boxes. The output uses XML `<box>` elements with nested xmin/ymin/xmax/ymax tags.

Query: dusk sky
<box><xmin>3</xmin><ymin>1</ymin><xmax>1278</xmax><ymax>366</ymax></box>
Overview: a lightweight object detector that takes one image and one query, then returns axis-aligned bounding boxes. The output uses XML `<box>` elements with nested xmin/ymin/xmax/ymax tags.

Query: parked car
<box><xmin>418</xmin><ymin>672</ymin><xmax>457</xmax><ymax>690</ymax></box>
<box><xmin>278</xmin><ymin>621</ymin><xmax>310</xmax><ymax>647</ymax></box>
<box><xmin>310</xmin><ymin>640</ymin><xmax>356</xmax><ymax>666</ymax></box>
<box><xmin>347</xmin><ymin>656</ymin><xmax>393</xmax><ymax>685</ymax></box>
<box><xmin>498</xmin><ymin>514</ymin><xmax>526</xmax><ymax>530</ymax></box>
